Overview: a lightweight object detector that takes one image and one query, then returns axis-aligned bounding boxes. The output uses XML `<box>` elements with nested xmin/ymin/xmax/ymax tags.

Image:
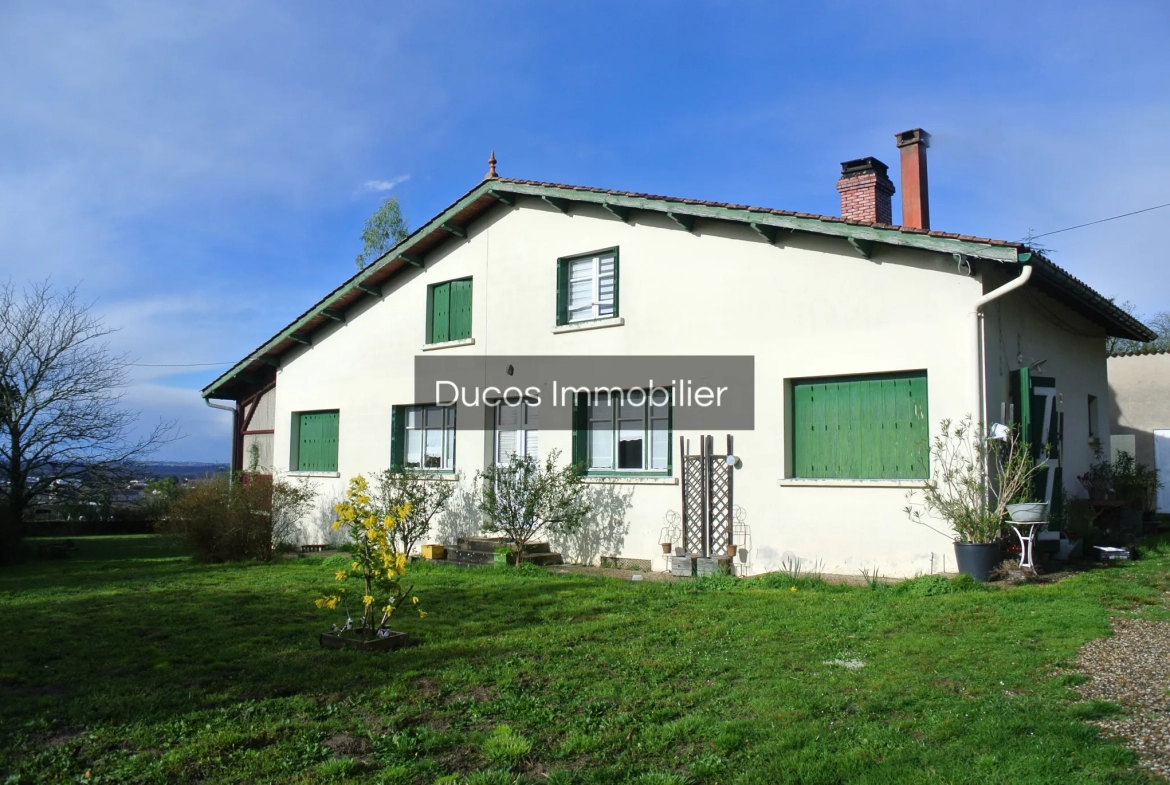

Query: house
<box><xmin>1107</xmin><ymin>350</ymin><xmax>1170</xmax><ymax>512</ymax></box>
<box><xmin>203</xmin><ymin>130</ymin><xmax>1153</xmax><ymax>577</ymax></box>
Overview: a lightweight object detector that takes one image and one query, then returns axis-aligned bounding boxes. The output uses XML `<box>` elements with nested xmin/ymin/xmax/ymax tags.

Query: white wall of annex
<box><xmin>981</xmin><ymin>276</ymin><xmax>1111</xmax><ymax>501</ymax></box>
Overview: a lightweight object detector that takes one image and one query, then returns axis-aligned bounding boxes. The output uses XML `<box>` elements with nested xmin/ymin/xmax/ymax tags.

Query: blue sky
<box><xmin>2</xmin><ymin>1</ymin><xmax>1168</xmax><ymax>462</ymax></box>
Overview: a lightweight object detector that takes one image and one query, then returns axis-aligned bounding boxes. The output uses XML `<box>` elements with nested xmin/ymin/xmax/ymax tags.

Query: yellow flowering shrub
<box><xmin>317</xmin><ymin>475</ymin><xmax>427</xmax><ymax>637</ymax></box>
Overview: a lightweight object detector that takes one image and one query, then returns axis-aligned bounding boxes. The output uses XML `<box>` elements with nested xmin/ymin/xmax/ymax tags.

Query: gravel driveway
<box><xmin>1075</xmin><ymin>615</ymin><xmax>1170</xmax><ymax>780</ymax></box>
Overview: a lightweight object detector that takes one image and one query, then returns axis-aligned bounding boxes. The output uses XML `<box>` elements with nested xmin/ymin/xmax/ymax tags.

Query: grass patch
<box><xmin>1</xmin><ymin>535</ymin><xmax>1166</xmax><ymax>783</ymax></box>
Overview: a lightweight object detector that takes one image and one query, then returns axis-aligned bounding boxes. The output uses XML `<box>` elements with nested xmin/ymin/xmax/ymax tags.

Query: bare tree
<box><xmin>0</xmin><ymin>280</ymin><xmax>178</xmax><ymax>526</ymax></box>
<box><xmin>1105</xmin><ymin>299</ymin><xmax>1170</xmax><ymax>355</ymax></box>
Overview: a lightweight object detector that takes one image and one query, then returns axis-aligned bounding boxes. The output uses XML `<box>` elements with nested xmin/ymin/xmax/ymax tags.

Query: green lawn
<box><xmin>2</xmin><ymin>536</ymin><xmax>1169</xmax><ymax>784</ymax></box>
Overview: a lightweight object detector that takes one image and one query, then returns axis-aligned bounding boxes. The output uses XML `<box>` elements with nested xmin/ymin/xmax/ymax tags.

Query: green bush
<box><xmin>897</xmin><ymin>573</ymin><xmax>989</xmax><ymax>597</ymax></box>
<box><xmin>161</xmin><ymin>474</ymin><xmax>315</xmax><ymax>562</ymax></box>
<box><xmin>897</xmin><ymin>574</ymin><xmax>955</xmax><ymax>597</ymax></box>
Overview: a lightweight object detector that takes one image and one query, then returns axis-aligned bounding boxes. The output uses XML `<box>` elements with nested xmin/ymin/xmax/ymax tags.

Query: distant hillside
<box><xmin>130</xmin><ymin>462</ymin><xmax>229</xmax><ymax>480</ymax></box>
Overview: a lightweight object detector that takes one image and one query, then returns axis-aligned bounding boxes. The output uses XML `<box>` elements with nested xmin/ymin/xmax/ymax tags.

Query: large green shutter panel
<box><xmin>792</xmin><ymin>372</ymin><xmax>927</xmax><ymax>479</ymax></box>
<box><xmin>298</xmin><ymin>411</ymin><xmax>338</xmax><ymax>472</ymax></box>
<box><xmin>449</xmin><ymin>279</ymin><xmax>472</xmax><ymax>340</ymax></box>
<box><xmin>430</xmin><ymin>283</ymin><xmax>450</xmax><ymax>343</ymax></box>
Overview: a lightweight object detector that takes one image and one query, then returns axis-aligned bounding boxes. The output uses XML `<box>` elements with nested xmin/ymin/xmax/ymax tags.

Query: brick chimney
<box><xmin>836</xmin><ymin>157</ymin><xmax>895</xmax><ymax>225</ymax></box>
<box><xmin>895</xmin><ymin>128</ymin><xmax>930</xmax><ymax>230</ymax></box>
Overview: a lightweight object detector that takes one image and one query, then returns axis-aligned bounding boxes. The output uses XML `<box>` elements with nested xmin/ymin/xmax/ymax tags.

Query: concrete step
<box><xmin>455</xmin><ymin>537</ymin><xmax>554</xmax><ymax>555</ymax></box>
<box><xmin>447</xmin><ymin>548</ymin><xmax>564</xmax><ymax>568</ymax></box>
<box><xmin>456</xmin><ymin>536</ymin><xmax>508</xmax><ymax>553</ymax></box>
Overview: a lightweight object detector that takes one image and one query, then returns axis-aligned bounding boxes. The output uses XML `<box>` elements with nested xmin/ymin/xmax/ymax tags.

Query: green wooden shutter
<box><xmin>906</xmin><ymin>374</ymin><xmax>929</xmax><ymax>477</ymax></box>
<box><xmin>571</xmin><ymin>393</ymin><xmax>588</xmax><ymax>468</ymax></box>
<box><xmin>611</xmin><ymin>248</ymin><xmax>620</xmax><ymax>318</ymax></box>
<box><xmin>298</xmin><ymin>411</ymin><xmax>338</xmax><ymax>472</ymax></box>
<box><xmin>555</xmin><ymin>259</ymin><xmax>569</xmax><ymax>326</ymax></box>
<box><xmin>430</xmin><ymin>283</ymin><xmax>451</xmax><ymax>343</ymax></box>
<box><xmin>792</xmin><ymin>373</ymin><xmax>927</xmax><ymax>479</ymax></box>
<box><xmin>449</xmin><ymin>279</ymin><xmax>472</xmax><ymax>340</ymax></box>
<box><xmin>390</xmin><ymin>405</ymin><xmax>405</xmax><ymax>468</ymax></box>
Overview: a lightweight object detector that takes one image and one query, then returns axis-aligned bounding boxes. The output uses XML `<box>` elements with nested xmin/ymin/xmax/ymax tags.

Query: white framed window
<box><xmin>559</xmin><ymin>249</ymin><xmax>617</xmax><ymax>324</ymax></box>
<box><xmin>582</xmin><ymin>389</ymin><xmax>670</xmax><ymax>473</ymax></box>
<box><xmin>495</xmin><ymin>399</ymin><xmax>539</xmax><ymax>463</ymax></box>
<box><xmin>402</xmin><ymin>404</ymin><xmax>455</xmax><ymax>470</ymax></box>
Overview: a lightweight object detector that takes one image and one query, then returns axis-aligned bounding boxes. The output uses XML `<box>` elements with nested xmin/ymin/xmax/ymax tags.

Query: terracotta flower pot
<box><xmin>661</xmin><ymin>542</ymin><xmax>673</xmax><ymax>554</ymax></box>
<box><xmin>727</xmin><ymin>544</ymin><xmax>738</xmax><ymax>558</ymax></box>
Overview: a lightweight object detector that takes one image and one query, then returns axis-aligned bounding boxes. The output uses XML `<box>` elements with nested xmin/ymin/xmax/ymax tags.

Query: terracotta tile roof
<box><xmin>497</xmin><ymin>177</ymin><xmax>1031</xmax><ymax>250</ymax></box>
<box><xmin>1109</xmin><ymin>348</ymin><xmax>1169</xmax><ymax>357</ymax></box>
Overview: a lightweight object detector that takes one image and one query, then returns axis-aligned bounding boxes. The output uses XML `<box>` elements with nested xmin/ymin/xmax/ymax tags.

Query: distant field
<box><xmin>1</xmin><ymin>535</ymin><xmax>1168</xmax><ymax>784</ymax></box>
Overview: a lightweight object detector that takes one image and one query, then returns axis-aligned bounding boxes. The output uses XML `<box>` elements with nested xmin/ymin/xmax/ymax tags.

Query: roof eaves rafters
<box><xmin>202</xmin><ymin>179</ymin><xmax>501</xmax><ymax>399</ymax></box>
<box><xmin>204</xmin><ymin>176</ymin><xmax>1153</xmax><ymax>399</ymax></box>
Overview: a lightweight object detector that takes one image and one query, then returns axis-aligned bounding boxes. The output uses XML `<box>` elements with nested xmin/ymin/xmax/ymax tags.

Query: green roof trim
<box><xmin>203</xmin><ymin>176</ymin><xmax>1153</xmax><ymax>400</ymax></box>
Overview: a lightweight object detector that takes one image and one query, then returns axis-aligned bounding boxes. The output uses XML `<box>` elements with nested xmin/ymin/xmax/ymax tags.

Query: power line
<box><xmin>130</xmin><ymin>362</ymin><xmax>233</xmax><ymax>367</ymax></box>
<box><xmin>1029</xmin><ymin>201</ymin><xmax>1170</xmax><ymax>239</ymax></box>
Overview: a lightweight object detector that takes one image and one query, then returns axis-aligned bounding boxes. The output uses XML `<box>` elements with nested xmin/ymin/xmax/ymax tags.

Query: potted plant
<box><xmin>316</xmin><ymin>475</ymin><xmax>427</xmax><ymax>650</ymax></box>
<box><xmin>661</xmin><ymin>541</ymin><xmax>673</xmax><ymax>555</ymax></box>
<box><xmin>906</xmin><ymin>416</ymin><xmax>1045</xmax><ymax>581</ymax></box>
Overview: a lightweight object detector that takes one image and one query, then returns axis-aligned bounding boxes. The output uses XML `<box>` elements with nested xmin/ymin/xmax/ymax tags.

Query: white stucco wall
<box><xmin>264</xmin><ymin>198</ymin><xmax>1105</xmax><ymax>576</ymax></box>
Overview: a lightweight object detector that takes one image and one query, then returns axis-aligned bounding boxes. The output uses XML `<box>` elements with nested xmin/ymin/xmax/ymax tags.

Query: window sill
<box><xmin>422</xmin><ymin>337</ymin><xmax>475</xmax><ymax>351</ymax></box>
<box><xmin>778</xmin><ymin>478</ymin><xmax>928</xmax><ymax>489</ymax></box>
<box><xmin>583</xmin><ymin>475</ymin><xmax>677</xmax><ymax>486</ymax></box>
<box><xmin>552</xmin><ymin>317</ymin><xmax>624</xmax><ymax>334</ymax></box>
<box><xmin>408</xmin><ymin>471</ymin><xmax>459</xmax><ymax>481</ymax></box>
<box><xmin>288</xmin><ymin>471</ymin><xmax>341</xmax><ymax>478</ymax></box>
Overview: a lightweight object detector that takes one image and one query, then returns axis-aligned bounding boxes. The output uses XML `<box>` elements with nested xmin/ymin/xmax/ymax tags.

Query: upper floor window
<box><xmin>557</xmin><ymin>249</ymin><xmax>617</xmax><ymax>325</ymax></box>
<box><xmin>427</xmin><ymin>278</ymin><xmax>473</xmax><ymax>343</ymax></box>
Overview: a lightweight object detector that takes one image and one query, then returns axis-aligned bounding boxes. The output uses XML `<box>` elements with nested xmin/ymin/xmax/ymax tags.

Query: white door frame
<box><xmin>1155</xmin><ymin>429</ymin><xmax>1170</xmax><ymax>513</ymax></box>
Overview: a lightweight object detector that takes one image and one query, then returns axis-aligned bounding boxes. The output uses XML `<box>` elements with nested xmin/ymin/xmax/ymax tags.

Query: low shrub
<box><xmin>162</xmin><ymin>473</ymin><xmax>316</xmax><ymax>562</ymax></box>
<box><xmin>897</xmin><ymin>572</ymin><xmax>989</xmax><ymax>597</ymax></box>
<box><xmin>897</xmin><ymin>574</ymin><xmax>955</xmax><ymax>597</ymax></box>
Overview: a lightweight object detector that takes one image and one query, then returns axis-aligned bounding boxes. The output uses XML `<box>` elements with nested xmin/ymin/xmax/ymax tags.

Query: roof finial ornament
<box><xmin>485</xmin><ymin>150</ymin><xmax>498</xmax><ymax>180</ymax></box>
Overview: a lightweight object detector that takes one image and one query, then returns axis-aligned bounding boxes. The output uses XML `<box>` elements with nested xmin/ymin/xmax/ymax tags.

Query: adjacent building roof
<box><xmin>203</xmin><ymin>176</ymin><xmax>1156</xmax><ymax>400</ymax></box>
<box><xmin>1109</xmin><ymin>348</ymin><xmax>1169</xmax><ymax>358</ymax></box>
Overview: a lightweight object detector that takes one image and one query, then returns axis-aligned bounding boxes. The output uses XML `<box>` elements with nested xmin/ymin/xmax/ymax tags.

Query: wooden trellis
<box><xmin>680</xmin><ymin>435</ymin><xmax>735</xmax><ymax>557</ymax></box>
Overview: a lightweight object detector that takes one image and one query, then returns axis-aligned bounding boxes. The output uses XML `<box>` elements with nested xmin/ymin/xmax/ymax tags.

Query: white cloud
<box><xmin>363</xmin><ymin>175</ymin><xmax>411</xmax><ymax>192</ymax></box>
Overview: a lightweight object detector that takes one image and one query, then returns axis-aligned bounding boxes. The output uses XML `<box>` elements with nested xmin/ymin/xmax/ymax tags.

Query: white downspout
<box><xmin>204</xmin><ymin>398</ymin><xmax>235</xmax><ymax>414</ymax></box>
<box><xmin>205</xmin><ymin>397</ymin><xmax>238</xmax><ymax>482</ymax></box>
<box><xmin>972</xmin><ymin>263</ymin><xmax>1033</xmax><ymax>426</ymax></box>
